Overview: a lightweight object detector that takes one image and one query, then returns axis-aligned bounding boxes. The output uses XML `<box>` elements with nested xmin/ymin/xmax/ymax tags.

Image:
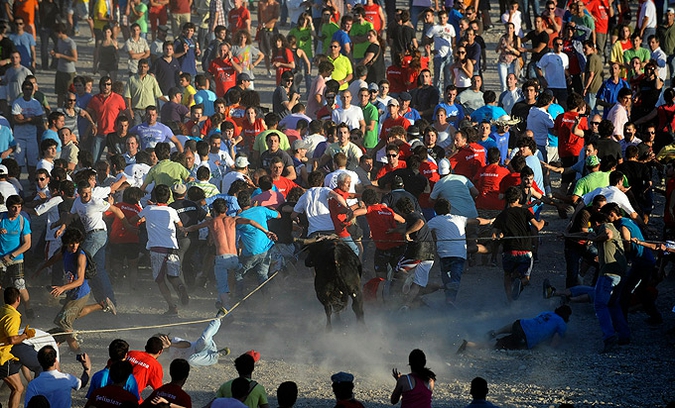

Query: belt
<box><xmin>87</xmin><ymin>228</ymin><xmax>106</xmax><ymax>233</ymax></box>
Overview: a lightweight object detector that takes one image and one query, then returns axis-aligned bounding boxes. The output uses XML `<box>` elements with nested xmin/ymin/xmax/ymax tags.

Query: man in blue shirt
<box><xmin>331</xmin><ymin>16</ymin><xmax>353</xmax><ymax>56</ymax></box>
<box><xmin>86</xmin><ymin>339</ymin><xmax>140</xmax><ymax>400</ymax></box>
<box><xmin>235</xmin><ymin>190</ymin><xmax>280</xmax><ymax>297</ymax></box>
<box><xmin>0</xmin><ymin>195</ymin><xmax>33</xmax><ymax>318</ymax></box>
<box><xmin>596</xmin><ymin>62</ymin><xmax>630</xmax><ymax>119</ymax></box>
<box><xmin>433</xmin><ymin>85</ymin><xmax>466</xmax><ymax>128</ymax></box>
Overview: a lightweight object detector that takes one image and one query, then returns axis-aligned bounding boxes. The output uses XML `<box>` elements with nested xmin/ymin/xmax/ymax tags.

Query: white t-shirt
<box><xmin>501</xmin><ymin>10</ymin><xmax>523</xmax><ymax>37</ymax></box>
<box><xmin>638</xmin><ymin>0</ymin><xmax>657</xmax><ymax>29</ymax></box>
<box><xmin>36</xmin><ymin>159</ymin><xmax>55</xmax><ymax>173</ymax></box>
<box><xmin>582</xmin><ymin>186</ymin><xmax>636</xmax><ymax>215</ymax></box>
<box><xmin>427</xmin><ymin>213</ymin><xmax>469</xmax><ymax>259</ymax></box>
<box><xmin>293</xmin><ymin>187</ymin><xmax>335</xmax><ymax>235</ymax></box>
<box><xmin>0</xmin><ymin>180</ymin><xmax>19</xmax><ymax>201</ymax></box>
<box><xmin>70</xmin><ymin>197</ymin><xmax>110</xmax><ymax>232</ymax></box>
<box><xmin>11</xmin><ymin>97</ymin><xmax>44</xmax><ymax>141</ymax></box>
<box><xmin>426</xmin><ymin>24</ymin><xmax>456</xmax><ymax>58</ymax></box>
<box><xmin>303</xmin><ymin>133</ymin><xmax>327</xmax><ymax>158</ymax></box>
<box><xmin>138</xmin><ymin>205</ymin><xmax>181</xmax><ymax>249</ymax></box>
<box><xmin>125</xmin><ymin>163</ymin><xmax>151</xmax><ymax>187</ymax></box>
<box><xmin>331</xmin><ymin>105</ymin><xmax>364</xmax><ymax>131</ymax></box>
<box><xmin>221</xmin><ymin>171</ymin><xmax>246</xmax><ymax>195</ymax></box>
<box><xmin>537</xmin><ymin>52</ymin><xmax>569</xmax><ymax>89</ymax></box>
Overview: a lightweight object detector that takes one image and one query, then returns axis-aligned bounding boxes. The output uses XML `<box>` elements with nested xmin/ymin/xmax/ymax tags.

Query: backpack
<box><xmin>61</xmin><ymin>247</ymin><xmax>98</xmax><ymax>280</ymax></box>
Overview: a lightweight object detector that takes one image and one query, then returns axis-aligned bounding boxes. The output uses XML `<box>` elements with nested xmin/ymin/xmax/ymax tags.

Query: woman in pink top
<box><xmin>390</xmin><ymin>349</ymin><xmax>435</xmax><ymax>408</ymax></box>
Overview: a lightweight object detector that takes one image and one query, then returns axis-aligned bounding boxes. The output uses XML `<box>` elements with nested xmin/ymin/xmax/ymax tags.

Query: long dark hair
<box><xmin>409</xmin><ymin>349</ymin><xmax>436</xmax><ymax>382</ymax></box>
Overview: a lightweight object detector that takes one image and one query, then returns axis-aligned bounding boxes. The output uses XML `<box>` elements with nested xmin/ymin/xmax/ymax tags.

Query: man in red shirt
<box><xmin>140</xmin><ymin>358</ymin><xmax>192</xmax><ymax>408</ymax></box>
<box><xmin>554</xmin><ymin>92</ymin><xmax>588</xmax><ymax>192</ymax></box>
<box><xmin>228</xmin><ymin>0</ymin><xmax>251</xmax><ymax>34</ymax></box>
<box><xmin>475</xmin><ymin>147</ymin><xmax>510</xmax><ymax>210</ymax></box>
<box><xmin>449</xmin><ymin>129</ymin><xmax>486</xmax><ymax>181</ymax></box>
<box><xmin>270</xmin><ymin>156</ymin><xmax>298</xmax><ymax>198</ymax></box>
<box><xmin>378</xmin><ymin>99</ymin><xmax>410</xmax><ymax>143</ymax></box>
<box><xmin>353</xmin><ymin>189</ymin><xmax>406</xmax><ymax>279</ymax></box>
<box><xmin>376</xmin><ymin>144</ymin><xmax>407</xmax><ymax>179</ymax></box>
<box><xmin>328</xmin><ymin>172</ymin><xmax>362</xmax><ymax>256</ymax></box>
<box><xmin>86</xmin><ymin>76</ymin><xmax>127</xmax><ymax>163</ymax></box>
<box><xmin>126</xmin><ymin>337</ymin><xmax>164</xmax><ymax>398</ymax></box>
<box><xmin>208</xmin><ymin>43</ymin><xmax>243</xmax><ymax>97</ymax></box>
<box><xmin>588</xmin><ymin>0</ymin><xmax>610</xmax><ymax>60</ymax></box>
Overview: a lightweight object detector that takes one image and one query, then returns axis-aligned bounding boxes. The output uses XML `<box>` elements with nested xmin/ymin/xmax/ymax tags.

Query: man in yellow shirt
<box><xmin>327</xmin><ymin>40</ymin><xmax>353</xmax><ymax>91</ymax></box>
<box><xmin>0</xmin><ymin>287</ymin><xmax>35</xmax><ymax>408</ymax></box>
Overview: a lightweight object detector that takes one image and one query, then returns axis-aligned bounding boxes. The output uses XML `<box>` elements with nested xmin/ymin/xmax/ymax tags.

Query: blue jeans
<box><xmin>585</xmin><ymin>92</ymin><xmax>598</xmax><ymax>116</ymax></box>
<box><xmin>91</xmin><ymin>134</ymin><xmax>107</xmax><ymax>164</ymax></box>
<box><xmin>341</xmin><ymin>237</ymin><xmax>359</xmax><ymax>256</ymax></box>
<box><xmin>668</xmin><ymin>54</ymin><xmax>675</xmax><ymax>84</ymax></box>
<box><xmin>642</xmin><ymin>27</ymin><xmax>656</xmax><ymax>45</ymax></box>
<box><xmin>187</xmin><ymin>318</ymin><xmax>221</xmax><ymax>367</ymax></box>
<box><xmin>440</xmin><ymin>257</ymin><xmax>465</xmax><ymax>302</ymax></box>
<box><xmin>434</xmin><ymin>54</ymin><xmax>453</xmax><ymax>95</ymax></box>
<box><xmin>594</xmin><ymin>274</ymin><xmax>630</xmax><ymax>342</ymax></box>
<box><xmin>236</xmin><ymin>251</ymin><xmax>272</xmax><ymax>296</ymax></box>
<box><xmin>498</xmin><ymin>61</ymin><xmax>516</xmax><ymax>92</ymax></box>
<box><xmin>83</xmin><ymin>230</ymin><xmax>116</xmax><ymax>305</ymax></box>
<box><xmin>411</xmin><ymin>6</ymin><xmax>427</xmax><ymax>31</ymax></box>
<box><xmin>214</xmin><ymin>254</ymin><xmax>239</xmax><ymax>295</ymax></box>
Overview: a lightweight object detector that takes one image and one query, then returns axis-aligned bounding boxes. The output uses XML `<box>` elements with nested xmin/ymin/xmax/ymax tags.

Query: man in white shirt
<box><xmin>498</xmin><ymin>73</ymin><xmax>524</xmax><ymax>115</ymax></box>
<box><xmin>536</xmin><ymin>38</ymin><xmax>570</xmax><ymax>110</ymax></box>
<box><xmin>0</xmin><ymin>165</ymin><xmax>19</xmax><ymax>204</ymax></box>
<box><xmin>607</xmin><ymin>88</ymin><xmax>632</xmax><ymax>141</ymax></box>
<box><xmin>292</xmin><ymin>171</ymin><xmax>349</xmax><ymax>237</ymax></box>
<box><xmin>129</xmin><ymin>184</ymin><xmax>188</xmax><ymax>316</ymax></box>
<box><xmin>647</xmin><ymin>34</ymin><xmax>668</xmax><ymax>81</ymax></box>
<box><xmin>425</xmin><ymin>10</ymin><xmax>456</xmax><ymax>94</ymax></box>
<box><xmin>331</xmin><ymin>90</ymin><xmax>366</xmax><ymax>133</ymax></box>
<box><xmin>24</xmin><ymin>345</ymin><xmax>91</xmax><ymax>408</ymax></box>
<box><xmin>637</xmin><ymin>0</ymin><xmax>657</xmax><ymax>43</ymax></box>
<box><xmin>66</xmin><ymin>184</ymin><xmax>127</xmax><ymax>307</ymax></box>
<box><xmin>582</xmin><ymin>170</ymin><xmax>642</xmax><ymax>223</ymax></box>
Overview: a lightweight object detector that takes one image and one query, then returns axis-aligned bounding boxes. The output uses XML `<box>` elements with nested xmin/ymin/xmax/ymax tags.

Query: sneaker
<box><xmin>486</xmin><ymin>330</ymin><xmax>497</xmax><ymax>340</ymax></box>
<box><xmin>178</xmin><ymin>285</ymin><xmax>190</xmax><ymax>306</ymax></box>
<box><xmin>618</xmin><ymin>337</ymin><xmax>631</xmax><ymax>346</ymax></box>
<box><xmin>101</xmin><ymin>298</ymin><xmax>117</xmax><ymax>315</ymax></box>
<box><xmin>164</xmin><ymin>306</ymin><xmax>179</xmax><ymax>316</ymax></box>
<box><xmin>456</xmin><ymin>339</ymin><xmax>468</xmax><ymax>355</ymax></box>
<box><xmin>511</xmin><ymin>279</ymin><xmax>523</xmax><ymax>300</ymax></box>
<box><xmin>216</xmin><ymin>307</ymin><xmax>228</xmax><ymax>318</ymax></box>
<box><xmin>86</xmin><ymin>37</ymin><xmax>95</xmax><ymax>44</ymax></box>
<box><xmin>601</xmin><ymin>336</ymin><xmax>618</xmax><ymax>353</ymax></box>
<box><xmin>217</xmin><ymin>347</ymin><xmax>231</xmax><ymax>358</ymax></box>
<box><xmin>542</xmin><ymin>279</ymin><xmax>556</xmax><ymax>299</ymax></box>
<box><xmin>398</xmin><ymin>305</ymin><xmax>410</xmax><ymax>313</ymax></box>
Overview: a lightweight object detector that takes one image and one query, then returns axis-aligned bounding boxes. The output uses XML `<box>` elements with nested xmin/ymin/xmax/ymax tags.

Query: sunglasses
<box><xmin>458</xmin><ymin>51</ymin><xmax>466</xmax><ymax>54</ymax></box>
<box><xmin>591</xmin><ymin>121</ymin><xmax>600</xmax><ymax>126</ymax></box>
<box><xmin>104</xmin><ymin>82</ymin><xmax>112</xmax><ymax>86</ymax></box>
<box><xmin>386</xmin><ymin>153</ymin><xmax>398</xmax><ymax>157</ymax></box>
<box><xmin>68</xmin><ymin>99</ymin><xmax>76</xmax><ymax>102</ymax></box>
<box><xmin>35</xmin><ymin>177</ymin><xmax>46</xmax><ymax>181</ymax></box>
<box><xmin>330</xmin><ymin>45</ymin><xmax>340</xmax><ymax>48</ymax></box>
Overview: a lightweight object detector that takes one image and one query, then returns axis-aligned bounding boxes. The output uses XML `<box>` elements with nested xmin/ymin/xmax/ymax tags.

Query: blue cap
<box><xmin>331</xmin><ymin>372</ymin><xmax>354</xmax><ymax>383</ymax></box>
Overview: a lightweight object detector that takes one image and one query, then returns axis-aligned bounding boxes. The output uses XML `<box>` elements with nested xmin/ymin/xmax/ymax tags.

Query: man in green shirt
<box><xmin>623</xmin><ymin>32</ymin><xmax>651</xmax><ymax>71</ymax></box>
<box><xmin>349</xmin><ymin>6</ymin><xmax>373</xmax><ymax>63</ymax></box>
<box><xmin>571</xmin><ymin>155</ymin><xmax>609</xmax><ymax>203</ymax></box>
<box><xmin>319</xmin><ymin>8</ymin><xmax>339</xmax><ymax>54</ymax></box>
<box><xmin>141</xmin><ymin>142</ymin><xmax>192</xmax><ymax>202</ymax></box>
<box><xmin>357</xmin><ymin>87</ymin><xmax>379</xmax><ymax>149</ymax></box>
<box><xmin>124</xmin><ymin>59</ymin><xmax>166</xmax><ymax>127</ymax></box>
<box><xmin>658</xmin><ymin>8</ymin><xmax>675</xmax><ymax>84</ymax></box>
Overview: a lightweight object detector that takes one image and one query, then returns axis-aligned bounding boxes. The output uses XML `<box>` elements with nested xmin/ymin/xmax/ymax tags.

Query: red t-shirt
<box><xmin>475</xmin><ymin>163</ymin><xmax>510</xmax><ymax>210</ymax></box>
<box><xmin>419</xmin><ymin>160</ymin><xmax>440</xmax><ymax>184</ymax></box>
<box><xmin>379</xmin><ymin>116</ymin><xmax>411</xmax><ymax>141</ymax></box>
<box><xmin>141</xmin><ymin>383</ymin><xmax>192</xmax><ymax>408</ymax></box>
<box><xmin>450</xmin><ymin>144</ymin><xmax>485</xmax><ymax>181</ymax></box>
<box><xmin>273</xmin><ymin>176</ymin><xmax>298</xmax><ymax>198</ymax></box>
<box><xmin>316</xmin><ymin>105</ymin><xmax>334</xmax><ymax>121</ymax></box>
<box><xmin>108</xmin><ymin>202</ymin><xmax>142</xmax><ymax>244</ymax></box>
<box><xmin>87</xmin><ymin>93</ymin><xmax>127</xmax><ymax>136</ymax></box>
<box><xmin>363</xmin><ymin>4</ymin><xmax>383</xmax><ymax>32</ymax></box>
<box><xmin>85</xmin><ymin>385</ymin><xmax>139</xmax><ymax>408</ymax></box>
<box><xmin>500</xmin><ymin>172</ymin><xmax>521</xmax><ymax>193</ymax></box>
<box><xmin>555</xmin><ymin>111</ymin><xmax>588</xmax><ymax>157</ymax></box>
<box><xmin>274</xmin><ymin>48</ymin><xmax>295</xmax><ymax>86</ymax></box>
<box><xmin>386</xmin><ymin>65</ymin><xmax>407</xmax><ymax>94</ymax></box>
<box><xmin>228</xmin><ymin>6</ymin><xmax>250</xmax><ymax>32</ymax></box>
<box><xmin>208</xmin><ymin>58</ymin><xmax>239</xmax><ymax>97</ymax></box>
<box><xmin>185</xmin><ymin>119</ymin><xmax>208</xmax><ymax>137</ymax></box>
<box><xmin>329</xmin><ymin>188</ymin><xmax>351</xmax><ymax>238</ymax></box>
<box><xmin>365</xmin><ymin>204</ymin><xmax>404</xmax><ymax>250</ymax></box>
<box><xmin>376</xmin><ymin>161</ymin><xmax>406</xmax><ymax>180</ymax></box>
<box><xmin>241</xmin><ymin>118</ymin><xmax>265</xmax><ymax>152</ymax></box>
<box><xmin>589</xmin><ymin>0</ymin><xmax>609</xmax><ymax>34</ymax></box>
<box><xmin>127</xmin><ymin>350</ymin><xmax>163</xmax><ymax>393</ymax></box>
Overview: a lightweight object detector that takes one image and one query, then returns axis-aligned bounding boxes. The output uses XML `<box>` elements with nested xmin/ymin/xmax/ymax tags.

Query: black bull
<box><xmin>300</xmin><ymin>237</ymin><xmax>365</xmax><ymax>329</ymax></box>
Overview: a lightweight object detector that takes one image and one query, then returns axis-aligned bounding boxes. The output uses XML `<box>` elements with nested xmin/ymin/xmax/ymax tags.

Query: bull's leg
<box><xmin>352</xmin><ymin>292</ymin><xmax>365</xmax><ymax>324</ymax></box>
<box><xmin>324</xmin><ymin>304</ymin><xmax>333</xmax><ymax>331</ymax></box>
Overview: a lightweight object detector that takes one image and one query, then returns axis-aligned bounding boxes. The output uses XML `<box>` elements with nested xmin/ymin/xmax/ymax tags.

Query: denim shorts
<box><xmin>502</xmin><ymin>252</ymin><xmax>533</xmax><ymax>279</ymax></box>
<box><xmin>214</xmin><ymin>254</ymin><xmax>239</xmax><ymax>295</ymax></box>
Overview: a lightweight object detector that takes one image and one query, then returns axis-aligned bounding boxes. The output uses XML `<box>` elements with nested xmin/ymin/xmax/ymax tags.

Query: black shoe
<box><xmin>601</xmin><ymin>336</ymin><xmax>618</xmax><ymax>353</ymax></box>
<box><xmin>645</xmin><ymin>315</ymin><xmax>663</xmax><ymax>326</ymax></box>
<box><xmin>511</xmin><ymin>279</ymin><xmax>523</xmax><ymax>300</ymax></box>
<box><xmin>618</xmin><ymin>337</ymin><xmax>631</xmax><ymax>346</ymax></box>
<box><xmin>456</xmin><ymin>339</ymin><xmax>468</xmax><ymax>354</ymax></box>
<box><xmin>543</xmin><ymin>279</ymin><xmax>556</xmax><ymax>299</ymax></box>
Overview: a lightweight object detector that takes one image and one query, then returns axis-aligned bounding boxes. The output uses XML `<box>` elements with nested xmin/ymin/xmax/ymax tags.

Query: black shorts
<box><xmin>494</xmin><ymin>320</ymin><xmax>528</xmax><ymax>350</ymax></box>
<box><xmin>0</xmin><ymin>359</ymin><xmax>21</xmax><ymax>379</ymax></box>
<box><xmin>110</xmin><ymin>242</ymin><xmax>140</xmax><ymax>261</ymax></box>
<box><xmin>560</xmin><ymin>156</ymin><xmax>578</xmax><ymax>184</ymax></box>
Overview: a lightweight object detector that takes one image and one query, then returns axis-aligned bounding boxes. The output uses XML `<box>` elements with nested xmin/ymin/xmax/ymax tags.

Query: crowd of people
<box><xmin>0</xmin><ymin>0</ymin><xmax>675</xmax><ymax>405</ymax></box>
